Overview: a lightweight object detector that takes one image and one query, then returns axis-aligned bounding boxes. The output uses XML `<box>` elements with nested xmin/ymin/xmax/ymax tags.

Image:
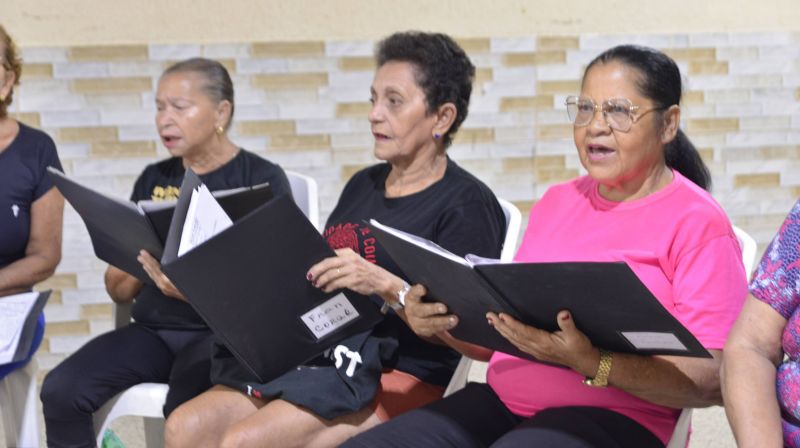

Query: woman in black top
<box><xmin>40</xmin><ymin>58</ymin><xmax>291</xmax><ymax>448</ymax></box>
<box><xmin>166</xmin><ymin>32</ymin><xmax>506</xmax><ymax>448</ymax></box>
<box><xmin>0</xmin><ymin>24</ymin><xmax>64</xmax><ymax>378</ymax></box>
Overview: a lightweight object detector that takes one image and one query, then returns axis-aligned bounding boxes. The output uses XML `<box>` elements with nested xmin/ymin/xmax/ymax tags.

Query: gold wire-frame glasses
<box><xmin>565</xmin><ymin>95</ymin><xmax>665</xmax><ymax>132</ymax></box>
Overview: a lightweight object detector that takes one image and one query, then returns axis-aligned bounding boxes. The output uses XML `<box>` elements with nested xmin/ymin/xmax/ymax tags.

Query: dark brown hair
<box><xmin>0</xmin><ymin>24</ymin><xmax>23</xmax><ymax>118</ymax></box>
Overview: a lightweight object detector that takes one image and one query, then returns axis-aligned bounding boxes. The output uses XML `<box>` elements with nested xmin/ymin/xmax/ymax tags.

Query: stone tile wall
<box><xmin>12</xmin><ymin>32</ymin><xmax>799</xmax><ymax>370</ymax></box>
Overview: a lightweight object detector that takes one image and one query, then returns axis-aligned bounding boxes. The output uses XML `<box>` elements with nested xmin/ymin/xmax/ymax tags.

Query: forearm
<box><xmin>0</xmin><ymin>253</ymin><xmax>59</xmax><ymax>295</ymax></box>
<box><xmin>574</xmin><ymin>349</ymin><xmax>723</xmax><ymax>408</ymax></box>
<box><xmin>437</xmin><ymin>332</ymin><xmax>493</xmax><ymax>361</ymax></box>
<box><xmin>721</xmin><ymin>347</ymin><xmax>784</xmax><ymax>448</ymax></box>
<box><xmin>105</xmin><ymin>266</ymin><xmax>142</xmax><ymax>303</ymax></box>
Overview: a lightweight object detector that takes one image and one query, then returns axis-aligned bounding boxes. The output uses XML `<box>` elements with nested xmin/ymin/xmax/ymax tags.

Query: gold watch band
<box><xmin>583</xmin><ymin>349</ymin><xmax>613</xmax><ymax>388</ymax></box>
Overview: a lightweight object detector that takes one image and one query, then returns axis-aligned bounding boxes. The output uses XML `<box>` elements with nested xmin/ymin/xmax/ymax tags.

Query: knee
<box><xmin>219</xmin><ymin>426</ymin><xmax>251</xmax><ymax>448</ymax></box>
<box><xmin>164</xmin><ymin>404</ymin><xmax>202</xmax><ymax>448</ymax></box>
<box><xmin>219</xmin><ymin>425</ymin><xmax>257</xmax><ymax>448</ymax></box>
<box><xmin>40</xmin><ymin>365</ymin><xmax>80</xmax><ymax>415</ymax></box>
<box><xmin>220</xmin><ymin>424</ymin><xmax>289</xmax><ymax>448</ymax></box>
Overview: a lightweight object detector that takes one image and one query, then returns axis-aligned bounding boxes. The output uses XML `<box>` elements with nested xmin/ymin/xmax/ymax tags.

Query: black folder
<box><xmin>161</xmin><ymin>170</ymin><xmax>384</xmax><ymax>383</ymax></box>
<box><xmin>369</xmin><ymin>220</ymin><xmax>710</xmax><ymax>359</ymax></box>
<box><xmin>2</xmin><ymin>290</ymin><xmax>51</xmax><ymax>364</ymax></box>
<box><xmin>47</xmin><ymin>167</ymin><xmax>272</xmax><ymax>283</ymax></box>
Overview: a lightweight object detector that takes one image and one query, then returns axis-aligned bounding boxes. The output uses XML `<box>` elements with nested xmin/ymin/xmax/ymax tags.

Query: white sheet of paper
<box><xmin>0</xmin><ymin>292</ymin><xmax>40</xmax><ymax>364</ymax></box>
<box><xmin>620</xmin><ymin>331</ymin><xmax>688</xmax><ymax>351</ymax></box>
<box><xmin>300</xmin><ymin>293</ymin><xmax>360</xmax><ymax>340</ymax></box>
<box><xmin>177</xmin><ymin>184</ymin><xmax>233</xmax><ymax>257</ymax></box>
<box><xmin>369</xmin><ymin>219</ymin><xmax>471</xmax><ymax>267</ymax></box>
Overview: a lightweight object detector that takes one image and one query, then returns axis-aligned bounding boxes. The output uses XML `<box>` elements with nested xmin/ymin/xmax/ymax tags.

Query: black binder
<box><xmin>47</xmin><ymin>167</ymin><xmax>272</xmax><ymax>283</ymax></box>
<box><xmin>161</xmin><ymin>170</ymin><xmax>384</xmax><ymax>383</ymax></box>
<box><xmin>2</xmin><ymin>290</ymin><xmax>51</xmax><ymax>364</ymax></box>
<box><xmin>369</xmin><ymin>220</ymin><xmax>711</xmax><ymax>359</ymax></box>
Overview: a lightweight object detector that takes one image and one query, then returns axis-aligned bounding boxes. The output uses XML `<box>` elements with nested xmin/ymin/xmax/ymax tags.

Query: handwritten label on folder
<box><xmin>301</xmin><ymin>293</ymin><xmax>360</xmax><ymax>340</ymax></box>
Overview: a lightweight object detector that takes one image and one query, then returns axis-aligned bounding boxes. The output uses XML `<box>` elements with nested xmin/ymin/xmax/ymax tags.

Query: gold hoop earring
<box><xmin>215</xmin><ymin>126</ymin><xmax>224</xmax><ymax>135</ymax></box>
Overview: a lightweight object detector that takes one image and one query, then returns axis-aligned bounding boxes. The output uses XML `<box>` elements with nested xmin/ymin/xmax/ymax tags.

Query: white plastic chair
<box><xmin>733</xmin><ymin>225</ymin><xmax>757</xmax><ymax>277</ymax></box>
<box><xmin>665</xmin><ymin>225</ymin><xmax>758</xmax><ymax>448</ymax></box>
<box><xmin>443</xmin><ymin>224</ymin><xmax>760</xmax><ymax>448</ymax></box>
<box><xmin>286</xmin><ymin>170</ymin><xmax>320</xmax><ymax>231</ymax></box>
<box><xmin>92</xmin><ymin>170</ymin><xmax>320</xmax><ymax>447</ymax></box>
<box><xmin>1</xmin><ymin>357</ymin><xmax>40</xmax><ymax>448</ymax></box>
<box><xmin>496</xmin><ymin>198</ymin><xmax>522</xmax><ymax>264</ymax></box>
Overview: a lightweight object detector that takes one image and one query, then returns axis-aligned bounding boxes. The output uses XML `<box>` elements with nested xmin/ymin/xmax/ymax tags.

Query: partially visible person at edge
<box><xmin>40</xmin><ymin>57</ymin><xmax>291</xmax><ymax>448</ymax></box>
<box><xmin>0</xmin><ymin>24</ymin><xmax>64</xmax><ymax>380</ymax></box>
<box><xmin>722</xmin><ymin>200</ymin><xmax>800</xmax><ymax>448</ymax></box>
<box><xmin>342</xmin><ymin>44</ymin><xmax>748</xmax><ymax>448</ymax></box>
<box><xmin>164</xmin><ymin>31</ymin><xmax>506</xmax><ymax>448</ymax></box>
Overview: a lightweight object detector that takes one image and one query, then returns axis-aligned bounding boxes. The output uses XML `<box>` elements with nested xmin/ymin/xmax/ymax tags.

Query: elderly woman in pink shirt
<box><xmin>343</xmin><ymin>44</ymin><xmax>748</xmax><ymax>448</ymax></box>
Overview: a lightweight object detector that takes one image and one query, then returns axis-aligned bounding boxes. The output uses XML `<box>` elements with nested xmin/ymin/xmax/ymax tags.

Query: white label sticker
<box><xmin>300</xmin><ymin>293</ymin><xmax>360</xmax><ymax>340</ymax></box>
<box><xmin>620</xmin><ymin>332</ymin><xmax>688</xmax><ymax>351</ymax></box>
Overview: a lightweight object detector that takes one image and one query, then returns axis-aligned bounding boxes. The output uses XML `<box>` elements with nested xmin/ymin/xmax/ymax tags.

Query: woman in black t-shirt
<box><xmin>166</xmin><ymin>32</ymin><xmax>506</xmax><ymax>448</ymax></box>
<box><xmin>0</xmin><ymin>25</ymin><xmax>64</xmax><ymax>380</ymax></box>
<box><xmin>40</xmin><ymin>58</ymin><xmax>291</xmax><ymax>448</ymax></box>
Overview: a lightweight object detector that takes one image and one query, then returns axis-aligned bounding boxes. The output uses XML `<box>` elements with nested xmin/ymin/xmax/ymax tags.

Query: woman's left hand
<box><xmin>138</xmin><ymin>250</ymin><xmax>187</xmax><ymax>301</ymax></box>
<box><xmin>487</xmin><ymin>310</ymin><xmax>597</xmax><ymax>373</ymax></box>
<box><xmin>307</xmin><ymin>248</ymin><xmax>393</xmax><ymax>296</ymax></box>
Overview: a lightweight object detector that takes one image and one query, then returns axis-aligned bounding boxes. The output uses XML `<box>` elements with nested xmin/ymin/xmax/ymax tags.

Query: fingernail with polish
<box><xmin>486</xmin><ymin>318</ymin><xmax>494</xmax><ymax>326</ymax></box>
<box><xmin>306</xmin><ymin>272</ymin><xmax>313</xmax><ymax>281</ymax></box>
<box><xmin>562</xmin><ymin>313</ymin><xmax>570</xmax><ymax>321</ymax></box>
<box><xmin>498</xmin><ymin>314</ymin><xmax>506</xmax><ymax>322</ymax></box>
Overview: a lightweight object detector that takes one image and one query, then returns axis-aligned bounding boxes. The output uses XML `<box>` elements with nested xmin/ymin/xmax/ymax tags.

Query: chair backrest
<box><xmin>286</xmin><ymin>170</ymin><xmax>320</xmax><ymax>230</ymax></box>
<box><xmin>732</xmin><ymin>225</ymin><xmax>757</xmax><ymax>277</ymax></box>
<box><xmin>497</xmin><ymin>198</ymin><xmax>522</xmax><ymax>263</ymax></box>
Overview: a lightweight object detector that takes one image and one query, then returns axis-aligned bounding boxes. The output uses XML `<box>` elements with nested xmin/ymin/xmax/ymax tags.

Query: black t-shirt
<box><xmin>129</xmin><ymin>149</ymin><xmax>291</xmax><ymax>329</ymax></box>
<box><xmin>0</xmin><ymin>123</ymin><xmax>62</xmax><ymax>268</ymax></box>
<box><xmin>323</xmin><ymin>157</ymin><xmax>506</xmax><ymax>386</ymax></box>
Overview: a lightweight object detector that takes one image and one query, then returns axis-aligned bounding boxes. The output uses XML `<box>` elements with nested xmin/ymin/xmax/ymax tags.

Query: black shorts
<box><xmin>211</xmin><ymin>328</ymin><xmax>398</xmax><ymax>420</ymax></box>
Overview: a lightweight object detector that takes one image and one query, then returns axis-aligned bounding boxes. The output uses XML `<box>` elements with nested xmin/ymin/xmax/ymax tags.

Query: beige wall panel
<box><xmin>6</xmin><ymin>0</ymin><xmax>800</xmax><ymax>46</ymax></box>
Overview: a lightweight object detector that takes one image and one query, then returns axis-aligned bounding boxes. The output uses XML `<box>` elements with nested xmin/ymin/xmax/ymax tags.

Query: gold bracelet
<box><xmin>583</xmin><ymin>349</ymin><xmax>613</xmax><ymax>388</ymax></box>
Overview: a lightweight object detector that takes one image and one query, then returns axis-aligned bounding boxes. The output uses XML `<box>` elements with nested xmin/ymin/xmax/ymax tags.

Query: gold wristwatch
<box><xmin>583</xmin><ymin>349</ymin><xmax>612</xmax><ymax>388</ymax></box>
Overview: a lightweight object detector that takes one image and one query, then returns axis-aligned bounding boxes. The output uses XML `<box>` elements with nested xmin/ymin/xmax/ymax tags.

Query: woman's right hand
<box><xmin>403</xmin><ymin>284</ymin><xmax>458</xmax><ymax>337</ymax></box>
<box><xmin>138</xmin><ymin>250</ymin><xmax>187</xmax><ymax>301</ymax></box>
<box><xmin>104</xmin><ymin>265</ymin><xmax>142</xmax><ymax>303</ymax></box>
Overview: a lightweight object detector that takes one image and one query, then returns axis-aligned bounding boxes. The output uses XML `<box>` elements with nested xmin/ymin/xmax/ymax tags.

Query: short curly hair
<box><xmin>375</xmin><ymin>31</ymin><xmax>475</xmax><ymax>148</ymax></box>
<box><xmin>0</xmin><ymin>24</ymin><xmax>22</xmax><ymax>118</ymax></box>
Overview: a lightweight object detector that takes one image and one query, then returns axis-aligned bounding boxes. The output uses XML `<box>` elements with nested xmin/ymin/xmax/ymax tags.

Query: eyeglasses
<box><xmin>565</xmin><ymin>96</ymin><xmax>665</xmax><ymax>133</ymax></box>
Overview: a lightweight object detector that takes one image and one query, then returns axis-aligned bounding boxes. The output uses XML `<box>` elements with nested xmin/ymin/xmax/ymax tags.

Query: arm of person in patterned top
<box><xmin>0</xmin><ymin>187</ymin><xmax>64</xmax><ymax>296</ymax></box>
<box><xmin>721</xmin><ymin>296</ymin><xmax>786</xmax><ymax>448</ymax></box>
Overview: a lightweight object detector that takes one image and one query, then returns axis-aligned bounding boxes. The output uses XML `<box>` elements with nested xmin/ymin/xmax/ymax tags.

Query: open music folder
<box><xmin>369</xmin><ymin>219</ymin><xmax>710</xmax><ymax>359</ymax></box>
<box><xmin>47</xmin><ymin>167</ymin><xmax>272</xmax><ymax>283</ymax></box>
<box><xmin>0</xmin><ymin>290</ymin><xmax>51</xmax><ymax>365</ymax></box>
<box><xmin>161</xmin><ymin>170</ymin><xmax>384</xmax><ymax>383</ymax></box>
